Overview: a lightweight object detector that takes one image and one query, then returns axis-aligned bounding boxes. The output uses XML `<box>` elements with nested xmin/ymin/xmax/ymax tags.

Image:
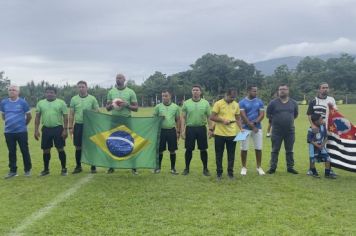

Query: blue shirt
<box><xmin>0</xmin><ymin>98</ymin><xmax>30</xmax><ymax>133</ymax></box>
<box><xmin>239</xmin><ymin>97</ymin><xmax>264</xmax><ymax>129</ymax></box>
<box><xmin>307</xmin><ymin>124</ymin><xmax>327</xmax><ymax>145</ymax></box>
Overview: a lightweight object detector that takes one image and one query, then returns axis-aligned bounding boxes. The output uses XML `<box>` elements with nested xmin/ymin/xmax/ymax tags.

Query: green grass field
<box><xmin>1</xmin><ymin>105</ymin><xmax>356</xmax><ymax>235</ymax></box>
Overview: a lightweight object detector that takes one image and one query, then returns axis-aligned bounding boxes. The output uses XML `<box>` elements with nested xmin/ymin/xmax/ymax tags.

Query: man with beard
<box><xmin>266</xmin><ymin>84</ymin><xmax>299</xmax><ymax>174</ymax></box>
<box><xmin>106</xmin><ymin>74</ymin><xmax>139</xmax><ymax>175</ymax></box>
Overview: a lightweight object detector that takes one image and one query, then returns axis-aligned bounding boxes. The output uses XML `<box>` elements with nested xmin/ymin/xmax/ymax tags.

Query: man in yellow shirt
<box><xmin>210</xmin><ymin>88</ymin><xmax>243</xmax><ymax>180</ymax></box>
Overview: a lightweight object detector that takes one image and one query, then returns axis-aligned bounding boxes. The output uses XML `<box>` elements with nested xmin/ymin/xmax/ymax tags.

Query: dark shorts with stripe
<box><xmin>159</xmin><ymin>128</ymin><xmax>177</xmax><ymax>152</ymax></box>
<box><xmin>73</xmin><ymin>123</ymin><xmax>84</xmax><ymax>147</ymax></box>
<box><xmin>185</xmin><ymin>126</ymin><xmax>208</xmax><ymax>151</ymax></box>
<box><xmin>41</xmin><ymin>125</ymin><xmax>65</xmax><ymax>150</ymax></box>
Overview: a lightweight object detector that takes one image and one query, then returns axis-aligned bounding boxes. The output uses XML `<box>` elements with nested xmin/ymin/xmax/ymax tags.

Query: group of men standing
<box><xmin>0</xmin><ymin>73</ymin><xmax>338</xmax><ymax>180</ymax></box>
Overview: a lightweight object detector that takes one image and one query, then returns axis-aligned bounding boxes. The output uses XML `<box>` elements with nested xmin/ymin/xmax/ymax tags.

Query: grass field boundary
<box><xmin>7</xmin><ymin>174</ymin><xmax>94</xmax><ymax>236</ymax></box>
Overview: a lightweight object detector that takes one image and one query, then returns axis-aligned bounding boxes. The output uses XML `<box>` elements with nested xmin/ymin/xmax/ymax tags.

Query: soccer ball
<box><xmin>112</xmin><ymin>98</ymin><xmax>125</xmax><ymax>110</ymax></box>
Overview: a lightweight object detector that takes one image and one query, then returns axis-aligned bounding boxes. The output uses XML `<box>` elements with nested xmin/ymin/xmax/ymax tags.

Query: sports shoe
<box><xmin>24</xmin><ymin>171</ymin><xmax>31</xmax><ymax>177</ymax></box>
<box><xmin>257</xmin><ymin>167</ymin><xmax>265</xmax><ymax>175</ymax></box>
<box><xmin>203</xmin><ymin>169</ymin><xmax>211</xmax><ymax>176</ymax></box>
<box><xmin>132</xmin><ymin>169</ymin><xmax>138</xmax><ymax>175</ymax></box>
<box><xmin>240</xmin><ymin>167</ymin><xmax>247</xmax><ymax>176</ymax></box>
<box><xmin>107</xmin><ymin>168</ymin><xmax>115</xmax><ymax>174</ymax></box>
<box><xmin>325</xmin><ymin>174</ymin><xmax>337</xmax><ymax>179</ymax></box>
<box><xmin>4</xmin><ymin>172</ymin><xmax>18</xmax><ymax>179</ymax></box>
<box><xmin>153</xmin><ymin>168</ymin><xmax>161</xmax><ymax>174</ymax></box>
<box><xmin>216</xmin><ymin>175</ymin><xmax>222</xmax><ymax>181</ymax></box>
<box><xmin>72</xmin><ymin>167</ymin><xmax>82</xmax><ymax>174</ymax></box>
<box><xmin>266</xmin><ymin>133</ymin><xmax>271</xmax><ymax>137</ymax></box>
<box><xmin>267</xmin><ymin>168</ymin><xmax>276</xmax><ymax>174</ymax></box>
<box><xmin>39</xmin><ymin>170</ymin><xmax>50</xmax><ymax>176</ymax></box>
<box><xmin>228</xmin><ymin>174</ymin><xmax>235</xmax><ymax>180</ymax></box>
<box><xmin>182</xmin><ymin>169</ymin><xmax>189</xmax><ymax>176</ymax></box>
<box><xmin>287</xmin><ymin>168</ymin><xmax>299</xmax><ymax>174</ymax></box>
<box><xmin>306</xmin><ymin>169</ymin><xmax>313</xmax><ymax>176</ymax></box>
<box><xmin>91</xmin><ymin>169</ymin><xmax>97</xmax><ymax>174</ymax></box>
<box><xmin>170</xmin><ymin>169</ymin><xmax>179</xmax><ymax>175</ymax></box>
<box><xmin>61</xmin><ymin>168</ymin><xmax>68</xmax><ymax>176</ymax></box>
<box><xmin>311</xmin><ymin>172</ymin><xmax>320</xmax><ymax>178</ymax></box>
<box><xmin>330</xmin><ymin>169</ymin><xmax>338</xmax><ymax>177</ymax></box>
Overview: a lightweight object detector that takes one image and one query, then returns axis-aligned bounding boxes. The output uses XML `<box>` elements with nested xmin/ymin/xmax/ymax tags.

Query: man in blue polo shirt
<box><xmin>239</xmin><ymin>85</ymin><xmax>265</xmax><ymax>176</ymax></box>
<box><xmin>0</xmin><ymin>85</ymin><xmax>32</xmax><ymax>178</ymax></box>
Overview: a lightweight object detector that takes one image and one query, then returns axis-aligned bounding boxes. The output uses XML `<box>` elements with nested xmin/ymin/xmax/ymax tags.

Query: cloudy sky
<box><xmin>1</xmin><ymin>0</ymin><xmax>356</xmax><ymax>86</ymax></box>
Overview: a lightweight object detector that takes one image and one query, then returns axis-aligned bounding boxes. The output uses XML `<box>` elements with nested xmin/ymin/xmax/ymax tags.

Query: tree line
<box><xmin>1</xmin><ymin>53</ymin><xmax>356</xmax><ymax>107</ymax></box>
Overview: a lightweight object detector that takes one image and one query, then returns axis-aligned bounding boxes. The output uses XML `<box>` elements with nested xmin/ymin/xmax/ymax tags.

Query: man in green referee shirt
<box><xmin>106</xmin><ymin>74</ymin><xmax>139</xmax><ymax>174</ymax></box>
<box><xmin>181</xmin><ymin>85</ymin><xmax>214</xmax><ymax>176</ymax></box>
<box><xmin>34</xmin><ymin>87</ymin><xmax>69</xmax><ymax>176</ymax></box>
<box><xmin>153</xmin><ymin>90</ymin><xmax>181</xmax><ymax>175</ymax></box>
<box><xmin>69</xmin><ymin>81</ymin><xmax>100</xmax><ymax>174</ymax></box>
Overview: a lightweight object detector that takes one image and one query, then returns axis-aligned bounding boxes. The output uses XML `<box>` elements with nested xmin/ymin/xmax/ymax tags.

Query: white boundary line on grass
<box><xmin>7</xmin><ymin>174</ymin><xmax>94</xmax><ymax>236</ymax></box>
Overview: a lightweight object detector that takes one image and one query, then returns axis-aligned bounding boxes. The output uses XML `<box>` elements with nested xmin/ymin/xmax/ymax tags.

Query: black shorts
<box><xmin>185</xmin><ymin>126</ymin><xmax>208</xmax><ymax>151</ymax></box>
<box><xmin>159</xmin><ymin>128</ymin><xmax>177</xmax><ymax>152</ymax></box>
<box><xmin>73</xmin><ymin>123</ymin><xmax>83</xmax><ymax>147</ymax></box>
<box><xmin>41</xmin><ymin>126</ymin><xmax>65</xmax><ymax>150</ymax></box>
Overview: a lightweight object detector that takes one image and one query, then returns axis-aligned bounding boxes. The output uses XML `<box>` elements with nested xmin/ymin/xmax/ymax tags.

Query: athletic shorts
<box><xmin>309</xmin><ymin>145</ymin><xmax>331</xmax><ymax>163</ymax></box>
<box><xmin>41</xmin><ymin>126</ymin><xmax>65</xmax><ymax>150</ymax></box>
<box><xmin>185</xmin><ymin>126</ymin><xmax>208</xmax><ymax>151</ymax></box>
<box><xmin>73</xmin><ymin>123</ymin><xmax>83</xmax><ymax>147</ymax></box>
<box><xmin>159</xmin><ymin>128</ymin><xmax>178</xmax><ymax>152</ymax></box>
<box><xmin>240</xmin><ymin>129</ymin><xmax>263</xmax><ymax>151</ymax></box>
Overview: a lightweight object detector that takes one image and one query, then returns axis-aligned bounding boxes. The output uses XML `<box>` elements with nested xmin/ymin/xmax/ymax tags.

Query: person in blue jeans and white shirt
<box><xmin>239</xmin><ymin>85</ymin><xmax>265</xmax><ymax>176</ymax></box>
<box><xmin>0</xmin><ymin>85</ymin><xmax>32</xmax><ymax>179</ymax></box>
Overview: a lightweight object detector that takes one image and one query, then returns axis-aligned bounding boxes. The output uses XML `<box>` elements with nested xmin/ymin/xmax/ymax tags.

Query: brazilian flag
<box><xmin>82</xmin><ymin>110</ymin><xmax>162</xmax><ymax>169</ymax></box>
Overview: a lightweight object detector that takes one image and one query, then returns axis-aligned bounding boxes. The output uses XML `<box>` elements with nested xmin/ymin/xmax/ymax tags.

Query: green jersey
<box><xmin>107</xmin><ymin>86</ymin><xmax>137</xmax><ymax>117</ymax></box>
<box><xmin>36</xmin><ymin>99</ymin><xmax>68</xmax><ymax>127</ymax></box>
<box><xmin>153</xmin><ymin>102</ymin><xmax>180</xmax><ymax>129</ymax></box>
<box><xmin>182</xmin><ymin>98</ymin><xmax>211</xmax><ymax>127</ymax></box>
<box><xmin>70</xmin><ymin>94</ymin><xmax>99</xmax><ymax>124</ymax></box>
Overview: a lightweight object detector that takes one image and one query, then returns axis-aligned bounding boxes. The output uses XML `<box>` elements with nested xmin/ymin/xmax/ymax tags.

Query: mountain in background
<box><xmin>253</xmin><ymin>53</ymin><xmax>356</xmax><ymax>75</ymax></box>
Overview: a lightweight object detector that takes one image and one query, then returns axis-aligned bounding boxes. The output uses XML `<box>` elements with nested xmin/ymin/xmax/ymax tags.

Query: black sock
<box><xmin>43</xmin><ymin>153</ymin><xmax>51</xmax><ymax>171</ymax></box>
<box><xmin>75</xmin><ymin>150</ymin><xmax>82</xmax><ymax>168</ymax></box>
<box><xmin>158</xmin><ymin>153</ymin><xmax>163</xmax><ymax>169</ymax></box>
<box><xmin>58</xmin><ymin>151</ymin><xmax>66</xmax><ymax>169</ymax></box>
<box><xmin>200</xmin><ymin>150</ymin><xmax>208</xmax><ymax>169</ymax></box>
<box><xmin>170</xmin><ymin>153</ymin><xmax>176</xmax><ymax>170</ymax></box>
<box><xmin>185</xmin><ymin>150</ymin><xmax>193</xmax><ymax>170</ymax></box>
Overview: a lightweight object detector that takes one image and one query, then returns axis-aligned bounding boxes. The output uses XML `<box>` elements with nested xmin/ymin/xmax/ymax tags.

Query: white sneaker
<box><xmin>240</xmin><ymin>167</ymin><xmax>247</xmax><ymax>176</ymax></box>
<box><xmin>266</xmin><ymin>133</ymin><xmax>271</xmax><ymax>137</ymax></box>
<box><xmin>257</xmin><ymin>167</ymin><xmax>265</xmax><ymax>175</ymax></box>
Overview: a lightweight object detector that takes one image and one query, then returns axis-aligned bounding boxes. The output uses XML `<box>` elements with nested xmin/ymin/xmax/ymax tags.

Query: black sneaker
<box><xmin>325</xmin><ymin>174</ymin><xmax>337</xmax><ymax>179</ymax></box>
<box><xmin>132</xmin><ymin>169</ymin><xmax>138</xmax><ymax>175</ymax></box>
<box><xmin>330</xmin><ymin>169</ymin><xmax>338</xmax><ymax>177</ymax></box>
<box><xmin>4</xmin><ymin>172</ymin><xmax>18</xmax><ymax>179</ymax></box>
<box><xmin>311</xmin><ymin>172</ymin><xmax>320</xmax><ymax>178</ymax></box>
<box><xmin>228</xmin><ymin>174</ymin><xmax>235</xmax><ymax>180</ymax></box>
<box><xmin>170</xmin><ymin>169</ymin><xmax>179</xmax><ymax>175</ymax></box>
<box><xmin>182</xmin><ymin>169</ymin><xmax>189</xmax><ymax>176</ymax></box>
<box><xmin>72</xmin><ymin>167</ymin><xmax>82</xmax><ymax>174</ymax></box>
<box><xmin>203</xmin><ymin>169</ymin><xmax>211</xmax><ymax>176</ymax></box>
<box><xmin>153</xmin><ymin>168</ymin><xmax>161</xmax><ymax>174</ymax></box>
<box><xmin>287</xmin><ymin>168</ymin><xmax>299</xmax><ymax>174</ymax></box>
<box><xmin>107</xmin><ymin>168</ymin><xmax>115</xmax><ymax>174</ymax></box>
<box><xmin>39</xmin><ymin>170</ymin><xmax>50</xmax><ymax>176</ymax></box>
<box><xmin>267</xmin><ymin>169</ymin><xmax>276</xmax><ymax>174</ymax></box>
<box><xmin>61</xmin><ymin>168</ymin><xmax>68</xmax><ymax>176</ymax></box>
<box><xmin>216</xmin><ymin>175</ymin><xmax>222</xmax><ymax>181</ymax></box>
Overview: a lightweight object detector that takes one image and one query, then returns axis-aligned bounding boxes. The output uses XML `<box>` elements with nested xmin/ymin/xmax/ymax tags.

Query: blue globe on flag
<box><xmin>106</xmin><ymin>131</ymin><xmax>134</xmax><ymax>157</ymax></box>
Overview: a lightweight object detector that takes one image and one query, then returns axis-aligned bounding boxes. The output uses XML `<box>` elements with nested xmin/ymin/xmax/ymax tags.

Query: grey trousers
<box><xmin>270</xmin><ymin>127</ymin><xmax>295</xmax><ymax>170</ymax></box>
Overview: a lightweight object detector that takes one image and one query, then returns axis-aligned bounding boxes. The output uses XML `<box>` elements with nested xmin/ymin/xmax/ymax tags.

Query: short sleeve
<box><xmin>206</xmin><ymin>102</ymin><xmax>211</xmax><ymax>116</ymax></box>
<box><xmin>107</xmin><ymin>90</ymin><xmax>112</xmax><ymax>102</ymax></box>
<box><xmin>175</xmin><ymin>106</ymin><xmax>180</xmax><ymax>118</ymax></box>
<box><xmin>307</xmin><ymin>100</ymin><xmax>315</xmax><ymax>115</ymax></box>
<box><xmin>212</xmin><ymin>101</ymin><xmax>220</xmax><ymax>114</ymax></box>
<box><xmin>130</xmin><ymin>90</ymin><xmax>138</xmax><ymax>103</ymax></box>
<box><xmin>36</xmin><ymin>102</ymin><xmax>41</xmax><ymax>113</ymax></box>
<box><xmin>181</xmin><ymin>102</ymin><xmax>187</xmax><ymax>114</ymax></box>
<box><xmin>259</xmin><ymin>100</ymin><xmax>264</xmax><ymax>110</ymax></box>
<box><xmin>92</xmin><ymin>97</ymin><xmax>100</xmax><ymax>110</ymax></box>
<box><xmin>61</xmin><ymin>101</ymin><xmax>68</xmax><ymax>115</ymax></box>
<box><xmin>235</xmin><ymin>103</ymin><xmax>240</xmax><ymax>115</ymax></box>
<box><xmin>22</xmin><ymin>100</ymin><xmax>30</xmax><ymax>113</ymax></box>
<box><xmin>307</xmin><ymin>129</ymin><xmax>314</xmax><ymax>143</ymax></box>
<box><xmin>69</xmin><ymin>97</ymin><xmax>75</xmax><ymax>109</ymax></box>
<box><xmin>153</xmin><ymin>105</ymin><xmax>159</xmax><ymax>116</ymax></box>
<box><xmin>0</xmin><ymin>100</ymin><xmax>4</xmax><ymax>113</ymax></box>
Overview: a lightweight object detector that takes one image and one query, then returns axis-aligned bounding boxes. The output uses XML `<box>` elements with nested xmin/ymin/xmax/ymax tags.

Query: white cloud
<box><xmin>263</xmin><ymin>38</ymin><xmax>356</xmax><ymax>60</ymax></box>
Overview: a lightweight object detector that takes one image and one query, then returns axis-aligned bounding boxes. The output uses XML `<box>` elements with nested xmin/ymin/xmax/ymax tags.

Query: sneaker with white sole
<box><xmin>240</xmin><ymin>167</ymin><xmax>247</xmax><ymax>176</ymax></box>
<box><xmin>257</xmin><ymin>167</ymin><xmax>265</xmax><ymax>175</ymax></box>
<box><xmin>266</xmin><ymin>133</ymin><xmax>271</xmax><ymax>137</ymax></box>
